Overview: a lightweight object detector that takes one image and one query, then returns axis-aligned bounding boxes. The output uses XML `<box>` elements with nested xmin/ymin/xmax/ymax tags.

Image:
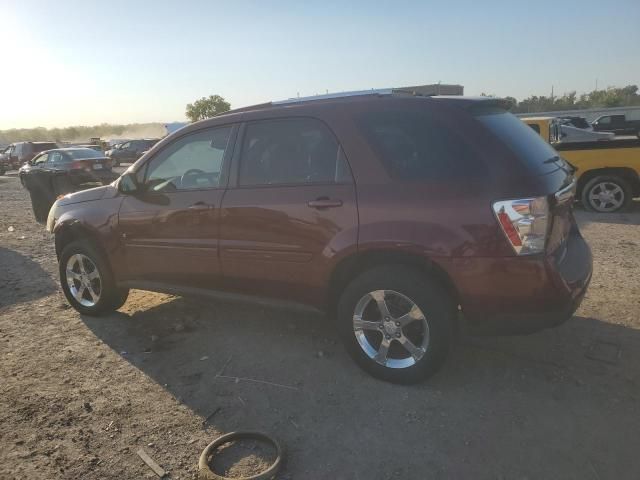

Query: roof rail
<box><xmin>220</xmin><ymin>87</ymin><xmax>433</xmax><ymax>116</ymax></box>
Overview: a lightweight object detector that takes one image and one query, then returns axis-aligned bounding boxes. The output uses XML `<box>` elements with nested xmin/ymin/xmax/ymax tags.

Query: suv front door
<box><xmin>118</xmin><ymin>125</ymin><xmax>237</xmax><ymax>288</ymax></box>
<box><xmin>219</xmin><ymin>117</ymin><xmax>358</xmax><ymax>307</ymax></box>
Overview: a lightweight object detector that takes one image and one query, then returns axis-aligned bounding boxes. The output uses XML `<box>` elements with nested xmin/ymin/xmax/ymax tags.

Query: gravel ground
<box><xmin>1</xmin><ymin>174</ymin><xmax>639</xmax><ymax>479</ymax></box>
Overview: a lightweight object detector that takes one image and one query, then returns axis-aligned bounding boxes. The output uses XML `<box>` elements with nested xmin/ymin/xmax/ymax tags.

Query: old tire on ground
<box><xmin>29</xmin><ymin>189</ymin><xmax>53</xmax><ymax>224</ymax></box>
<box><xmin>337</xmin><ymin>265</ymin><xmax>454</xmax><ymax>384</ymax></box>
<box><xmin>198</xmin><ymin>431</ymin><xmax>283</xmax><ymax>480</ymax></box>
<box><xmin>581</xmin><ymin>175</ymin><xmax>632</xmax><ymax>213</ymax></box>
<box><xmin>59</xmin><ymin>239</ymin><xmax>129</xmax><ymax>316</ymax></box>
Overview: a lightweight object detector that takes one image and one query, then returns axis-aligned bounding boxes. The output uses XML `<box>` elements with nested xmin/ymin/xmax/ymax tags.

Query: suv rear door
<box><xmin>219</xmin><ymin>117</ymin><xmax>358</xmax><ymax>307</ymax></box>
<box><xmin>117</xmin><ymin>125</ymin><xmax>237</xmax><ymax>288</ymax></box>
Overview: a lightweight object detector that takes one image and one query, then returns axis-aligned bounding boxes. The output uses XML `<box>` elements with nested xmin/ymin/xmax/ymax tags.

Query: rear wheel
<box><xmin>581</xmin><ymin>175</ymin><xmax>632</xmax><ymax>213</ymax></box>
<box><xmin>337</xmin><ymin>266</ymin><xmax>454</xmax><ymax>384</ymax></box>
<box><xmin>59</xmin><ymin>240</ymin><xmax>129</xmax><ymax>315</ymax></box>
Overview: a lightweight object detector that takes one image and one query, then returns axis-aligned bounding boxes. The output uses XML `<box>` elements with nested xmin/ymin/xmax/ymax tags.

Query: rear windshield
<box><xmin>475</xmin><ymin>110</ymin><xmax>560</xmax><ymax>174</ymax></box>
<box><xmin>66</xmin><ymin>148</ymin><xmax>103</xmax><ymax>159</ymax></box>
<box><xmin>358</xmin><ymin>111</ymin><xmax>484</xmax><ymax>180</ymax></box>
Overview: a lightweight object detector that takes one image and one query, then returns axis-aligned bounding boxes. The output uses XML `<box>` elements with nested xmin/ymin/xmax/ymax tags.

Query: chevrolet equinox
<box><xmin>47</xmin><ymin>90</ymin><xmax>592</xmax><ymax>383</ymax></box>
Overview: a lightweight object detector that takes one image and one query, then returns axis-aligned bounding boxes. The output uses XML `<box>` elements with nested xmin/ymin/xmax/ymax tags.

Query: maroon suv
<box><xmin>46</xmin><ymin>91</ymin><xmax>592</xmax><ymax>383</ymax></box>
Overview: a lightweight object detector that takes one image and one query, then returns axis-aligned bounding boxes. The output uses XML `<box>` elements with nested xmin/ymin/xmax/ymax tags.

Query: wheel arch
<box><xmin>327</xmin><ymin>249</ymin><xmax>460</xmax><ymax>316</ymax></box>
<box><xmin>54</xmin><ymin>221</ymin><xmax>106</xmax><ymax>261</ymax></box>
<box><xmin>577</xmin><ymin>167</ymin><xmax>640</xmax><ymax>197</ymax></box>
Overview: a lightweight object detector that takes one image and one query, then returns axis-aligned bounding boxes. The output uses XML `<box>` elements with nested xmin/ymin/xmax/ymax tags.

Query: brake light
<box><xmin>492</xmin><ymin>197</ymin><xmax>549</xmax><ymax>255</ymax></box>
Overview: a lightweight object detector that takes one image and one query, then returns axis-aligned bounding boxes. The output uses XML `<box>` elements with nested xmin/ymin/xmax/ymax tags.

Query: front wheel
<box><xmin>59</xmin><ymin>240</ymin><xmax>129</xmax><ymax>315</ymax></box>
<box><xmin>337</xmin><ymin>266</ymin><xmax>454</xmax><ymax>384</ymax></box>
<box><xmin>581</xmin><ymin>175</ymin><xmax>632</xmax><ymax>213</ymax></box>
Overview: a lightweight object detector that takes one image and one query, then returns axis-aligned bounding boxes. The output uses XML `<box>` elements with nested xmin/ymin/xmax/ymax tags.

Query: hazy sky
<box><xmin>1</xmin><ymin>0</ymin><xmax>638</xmax><ymax>129</ymax></box>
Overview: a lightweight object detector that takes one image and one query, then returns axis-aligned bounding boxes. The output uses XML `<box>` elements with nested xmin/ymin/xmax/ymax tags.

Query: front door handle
<box><xmin>307</xmin><ymin>198</ymin><xmax>343</xmax><ymax>209</ymax></box>
<box><xmin>188</xmin><ymin>202</ymin><xmax>212</xmax><ymax>210</ymax></box>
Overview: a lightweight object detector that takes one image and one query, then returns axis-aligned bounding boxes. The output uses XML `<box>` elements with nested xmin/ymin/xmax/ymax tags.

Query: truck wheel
<box><xmin>581</xmin><ymin>175</ymin><xmax>632</xmax><ymax>213</ymax></box>
<box><xmin>59</xmin><ymin>239</ymin><xmax>129</xmax><ymax>316</ymax></box>
<box><xmin>336</xmin><ymin>265</ymin><xmax>454</xmax><ymax>384</ymax></box>
<box><xmin>0</xmin><ymin>167</ymin><xmax>5</xmax><ymax>176</ymax></box>
<box><xmin>29</xmin><ymin>190</ymin><xmax>53</xmax><ymax>223</ymax></box>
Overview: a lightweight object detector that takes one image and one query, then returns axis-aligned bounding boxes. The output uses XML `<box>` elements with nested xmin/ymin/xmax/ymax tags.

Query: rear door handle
<box><xmin>307</xmin><ymin>198</ymin><xmax>343</xmax><ymax>209</ymax></box>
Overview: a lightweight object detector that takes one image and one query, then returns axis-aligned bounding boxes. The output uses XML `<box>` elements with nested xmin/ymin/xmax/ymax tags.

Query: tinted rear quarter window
<box><xmin>475</xmin><ymin>110</ymin><xmax>560</xmax><ymax>175</ymax></box>
<box><xmin>357</xmin><ymin>111</ymin><xmax>484</xmax><ymax>180</ymax></box>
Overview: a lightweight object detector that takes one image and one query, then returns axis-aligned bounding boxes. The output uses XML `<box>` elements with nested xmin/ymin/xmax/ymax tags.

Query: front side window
<box><xmin>358</xmin><ymin>111</ymin><xmax>483</xmax><ymax>180</ymax></box>
<box><xmin>144</xmin><ymin>126</ymin><xmax>232</xmax><ymax>192</ymax></box>
<box><xmin>33</xmin><ymin>153</ymin><xmax>48</xmax><ymax>165</ymax></box>
<box><xmin>239</xmin><ymin>118</ymin><xmax>350</xmax><ymax>186</ymax></box>
<box><xmin>598</xmin><ymin>117</ymin><xmax>611</xmax><ymax>125</ymax></box>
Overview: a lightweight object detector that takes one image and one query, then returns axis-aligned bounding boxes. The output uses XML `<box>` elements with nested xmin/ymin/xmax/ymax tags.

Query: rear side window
<box><xmin>239</xmin><ymin>118</ymin><xmax>351</xmax><ymax>186</ymax></box>
<box><xmin>34</xmin><ymin>143</ymin><xmax>57</xmax><ymax>153</ymax></box>
<box><xmin>475</xmin><ymin>110</ymin><xmax>560</xmax><ymax>174</ymax></box>
<box><xmin>358</xmin><ymin>111</ymin><xmax>483</xmax><ymax>180</ymax></box>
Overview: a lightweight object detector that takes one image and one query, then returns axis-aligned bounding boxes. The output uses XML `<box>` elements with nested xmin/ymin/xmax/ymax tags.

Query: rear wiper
<box><xmin>543</xmin><ymin>155</ymin><xmax>576</xmax><ymax>174</ymax></box>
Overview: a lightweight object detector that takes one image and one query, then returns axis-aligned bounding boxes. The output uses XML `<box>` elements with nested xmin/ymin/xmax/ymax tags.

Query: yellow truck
<box><xmin>522</xmin><ymin>117</ymin><xmax>640</xmax><ymax>212</ymax></box>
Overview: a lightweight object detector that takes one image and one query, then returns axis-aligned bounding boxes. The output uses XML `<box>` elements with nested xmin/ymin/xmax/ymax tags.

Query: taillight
<box><xmin>492</xmin><ymin>197</ymin><xmax>549</xmax><ymax>255</ymax></box>
<box><xmin>71</xmin><ymin>160</ymin><xmax>91</xmax><ymax>171</ymax></box>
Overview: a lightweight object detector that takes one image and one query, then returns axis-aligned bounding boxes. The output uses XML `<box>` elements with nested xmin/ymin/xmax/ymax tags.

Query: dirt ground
<box><xmin>1</xmin><ymin>173</ymin><xmax>639</xmax><ymax>480</ymax></box>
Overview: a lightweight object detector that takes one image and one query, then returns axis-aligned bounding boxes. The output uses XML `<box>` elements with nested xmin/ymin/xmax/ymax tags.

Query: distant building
<box><xmin>398</xmin><ymin>84</ymin><xmax>464</xmax><ymax>96</ymax></box>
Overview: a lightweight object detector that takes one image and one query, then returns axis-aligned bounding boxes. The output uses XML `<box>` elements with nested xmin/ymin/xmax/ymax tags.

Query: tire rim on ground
<box><xmin>588</xmin><ymin>181</ymin><xmax>624</xmax><ymax>212</ymax></box>
<box><xmin>65</xmin><ymin>253</ymin><xmax>102</xmax><ymax>307</ymax></box>
<box><xmin>353</xmin><ymin>289</ymin><xmax>429</xmax><ymax>369</ymax></box>
<box><xmin>198</xmin><ymin>431</ymin><xmax>282</xmax><ymax>480</ymax></box>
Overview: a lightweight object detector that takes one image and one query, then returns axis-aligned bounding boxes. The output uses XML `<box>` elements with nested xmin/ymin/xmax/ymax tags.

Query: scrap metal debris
<box><xmin>137</xmin><ymin>448</ymin><xmax>167</xmax><ymax>478</ymax></box>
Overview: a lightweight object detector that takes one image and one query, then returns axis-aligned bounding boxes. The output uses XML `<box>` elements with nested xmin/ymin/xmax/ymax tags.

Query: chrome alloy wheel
<box><xmin>353</xmin><ymin>290</ymin><xmax>429</xmax><ymax>369</ymax></box>
<box><xmin>65</xmin><ymin>254</ymin><xmax>102</xmax><ymax>307</ymax></box>
<box><xmin>588</xmin><ymin>181</ymin><xmax>625</xmax><ymax>212</ymax></box>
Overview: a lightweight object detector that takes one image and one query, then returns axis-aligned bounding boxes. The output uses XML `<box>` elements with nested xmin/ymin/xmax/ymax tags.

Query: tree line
<box><xmin>501</xmin><ymin>85</ymin><xmax>640</xmax><ymax>113</ymax></box>
<box><xmin>0</xmin><ymin>122</ymin><xmax>164</xmax><ymax>145</ymax></box>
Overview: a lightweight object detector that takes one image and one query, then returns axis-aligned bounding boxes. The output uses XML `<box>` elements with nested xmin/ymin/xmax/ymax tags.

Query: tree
<box><xmin>185</xmin><ymin>95</ymin><xmax>231</xmax><ymax>122</ymax></box>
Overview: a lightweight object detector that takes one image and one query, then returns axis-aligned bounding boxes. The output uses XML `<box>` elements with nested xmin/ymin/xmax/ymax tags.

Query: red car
<box><xmin>46</xmin><ymin>90</ymin><xmax>592</xmax><ymax>383</ymax></box>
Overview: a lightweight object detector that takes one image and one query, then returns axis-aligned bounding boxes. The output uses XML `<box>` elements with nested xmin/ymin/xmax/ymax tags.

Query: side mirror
<box><xmin>118</xmin><ymin>171</ymin><xmax>139</xmax><ymax>194</ymax></box>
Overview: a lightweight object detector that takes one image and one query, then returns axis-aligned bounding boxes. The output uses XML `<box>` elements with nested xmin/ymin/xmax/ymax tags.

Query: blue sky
<box><xmin>1</xmin><ymin>0</ymin><xmax>638</xmax><ymax>128</ymax></box>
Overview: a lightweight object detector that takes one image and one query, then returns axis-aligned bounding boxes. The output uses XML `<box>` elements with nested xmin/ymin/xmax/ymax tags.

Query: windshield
<box><xmin>66</xmin><ymin>148</ymin><xmax>104</xmax><ymax>159</ymax></box>
<box><xmin>475</xmin><ymin>110</ymin><xmax>561</xmax><ymax>174</ymax></box>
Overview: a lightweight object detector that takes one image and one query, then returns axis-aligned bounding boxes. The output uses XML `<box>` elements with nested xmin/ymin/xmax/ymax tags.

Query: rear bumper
<box><xmin>68</xmin><ymin>170</ymin><xmax>118</xmax><ymax>185</ymax></box>
<box><xmin>440</xmin><ymin>226</ymin><xmax>592</xmax><ymax>335</ymax></box>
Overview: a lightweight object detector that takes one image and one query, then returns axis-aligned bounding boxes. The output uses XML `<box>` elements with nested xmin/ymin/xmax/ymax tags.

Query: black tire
<box><xmin>0</xmin><ymin>167</ymin><xmax>5</xmax><ymax>176</ymax></box>
<box><xmin>581</xmin><ymin>175</ymin><xmax>632</xmax><ymax>213</ymax></box>
<box><xmin>337</xmin><ymin>265</ymin><xmax>454</xmax><ymax>384</ymax></box>
<box><xmin>59</xmin><ymin>239</ymin><xmax>129</xmax><ymax>316</ymax></box>
<box><xmin>29</xmin><ymin>189</ymin><xmax>53</xmax><ymax>224</ymax></box>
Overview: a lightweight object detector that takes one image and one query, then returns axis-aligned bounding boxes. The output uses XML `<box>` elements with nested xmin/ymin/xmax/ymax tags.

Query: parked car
<box><xmin>0</xmin><ymin>144</ymin><xmax>19</xmax><ymax>175</ymax></box>
<box><xmin>106</xmin><ymin>138</ymin><xmax>159</xmax><ymax>166</ymax></box>
<box><xmin>591</xmin><ymin>114</ymin><xmax>640</xmax><ymax>137</ymax></box>
<box><xmin>8</xmin><ymin>141</ymin><xmax>58</xmax><ymax>166</ymax></box>
<box><xmin>559</xmin><ymin>124</ymin><xmax>614</xmax><ymax>143</ymax></box>
<box><xmin>46</xmin><ymin>91</ymin><xmax>592</xmax><ymax>384</ymax></box>
<box><xmin>523</xmin><ymin>117</ymin><xmax>640</xmax><ymax>212</ymax></box>
<box><xmin>558</xmin><ymin>116</ymin><xmax>592</xmax><ymax>130</ymax></box>
<box><xmin>20</xmin><ymin>148</ymin><xmax>117</xmax><ymax>222</ymax></box>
